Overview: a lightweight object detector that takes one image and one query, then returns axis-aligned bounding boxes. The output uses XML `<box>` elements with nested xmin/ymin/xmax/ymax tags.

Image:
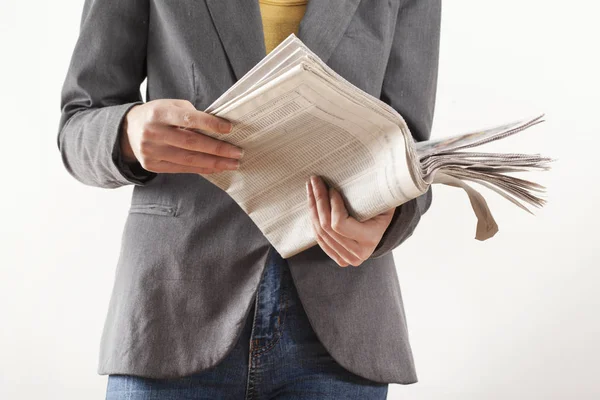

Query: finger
<box><xmin>137</xmin><ymin>140</ymin><xmax>237</xmax><ymax>171</ymax></box>
<box><xmin>330</xmin><ymin>187</ymin><xmax>394</xmax><ymax>252</ymax></box>
<box><xmin>329</xmin><ymin>186</ymin><xmax>362</xmax><ymax>235</ymax></box>
<box><xmin>307</xmin><ymin>181</ymin><xmax>361</xmax><ymax>266</ymax></box>
<box><xmin>308</xmin><ymin>178</ymin><xmax>365</xmax><ymax>262</ymax></box>
<box><xmin>329</xmin><ymin>186</ymin><xmax>373</xmax><ymax>245</ymax></box>
<box><xmin>326</xmin><ymin>188</ymin><xmax>372</xmax><ymax>261</ymax></box>
<box><xmin>149</xmin><ymin>143</ymin><xmax>241</xmax><ymax>171</ymax></box>
<box><xmin>314</xmin><ymin>227</ymin><xmax>350</xmax><ymax>267</ymax></box>
<box><xmin>149</xmin><ymin>103</ymin><xmax>233</xmax><ymax>134</ymax></box>
<box><xmin>306</xmin><ymin>180</ymin><xmax>346</xmax><ymax>266</ymax></box>
<box><xmin>143</xmin><ymin>159</ymin><xmax>228</xmax><ymax>175</ymax></box>
<box><xmin>155</xmin><ymin>124</ymin><xmax>244</xmax><ymax>159</ymax></box>
<box><xmin>309</xmin><ymin>176</ymin><xmax>332</xmax><ymax>229</ymax></box>
<box><xmin>317</xmin><ymin>226</ymin><xmax>364</xmax><ymax>267</ymax></box>
<box><xmin>310</xmin><ymin>216</ymin><xmax>349</xmax><ymax>267</ymax></box>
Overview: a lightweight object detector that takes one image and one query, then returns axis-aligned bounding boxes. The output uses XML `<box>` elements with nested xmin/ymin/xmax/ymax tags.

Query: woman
<box><xmin>57</xmin><ymin>0</ymin><xmax>441</xmax><ymax>398</ymax></box>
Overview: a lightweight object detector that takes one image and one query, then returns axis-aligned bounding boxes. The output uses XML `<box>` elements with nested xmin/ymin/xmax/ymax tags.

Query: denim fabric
<box><xmin>105</xmin><ymin>247</ymin><xmax>388</xmax><ymax>399</ymax></box>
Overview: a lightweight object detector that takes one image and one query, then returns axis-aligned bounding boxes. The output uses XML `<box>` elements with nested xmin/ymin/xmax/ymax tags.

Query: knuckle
<box><xmin>313</xmin><ymin>192</ymin><xmax>326</xmax><ymax>203</ymax></box>
<box><xmin>182</xmin><ymin>111</ymin><xmax>193</xmax><ymax>127</ymax></box>
<box><xmin>146</xmin><ymin>104</ymin><xmax>163</xmax><ymax>122</ymax></box>
<box><xmin>330</xmin><ymin>213</ymin><xmax>339</xmax><ymax>225</ymax></box>
<box><xmin>213</xmin><ymin>158</ymin><xmax>225</xmax><ymax>169</ymax></box>
<box><xmin>140</xmin><ymin>126</ymin><xmax>153</xmax><ymax>140</ymax></box>
<box><xmin>330</xmin><ymin>218</ymin><xmax>341</xmax><ymax>232</ymax></box>
<box><xmin>182</xmin><ymin>152</ymin><xmax>196</xmax><ymax>166</ymax></box>
<box><xmin>138</xmin><ymin>141</ymin><xmax>152</xmax><ymax>157</ymax></box>
<box><xmin>184</xmin><ymin>134</ymin><xmax>200</xmax><ymax>147</ymax></box>
<box><xmin>213</xmin><ymin>140</ymin><xmax>226</xmax><ymax>156</ymax></box>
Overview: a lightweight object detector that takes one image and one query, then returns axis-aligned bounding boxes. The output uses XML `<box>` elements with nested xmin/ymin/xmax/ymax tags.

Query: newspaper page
<box><xmin>193</xmin><ymin>33</ymin><xmax>552</xmax><ymax>256</ymax></box>
<box><xmin>196</xmin><ymin>62</ymin><xmax>424</xmax><ymax>258</ymax></box>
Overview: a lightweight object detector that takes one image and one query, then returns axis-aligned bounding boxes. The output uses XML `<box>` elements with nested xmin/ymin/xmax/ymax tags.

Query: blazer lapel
<box><xmin>297</xmin><ymin>0</ymin><xmax>361</xmax><ymax>64</ymax></box>
<box><xmin>205</xmin><ymin>0</ymin><xmax>361</xmax><ymax>82</ymax></box>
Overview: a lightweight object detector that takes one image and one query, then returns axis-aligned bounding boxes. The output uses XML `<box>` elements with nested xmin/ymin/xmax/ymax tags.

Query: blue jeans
<box><xmin>105</xmin><ymin>247</ymin><xmax>388</xmax><ymax>399</ymax></box>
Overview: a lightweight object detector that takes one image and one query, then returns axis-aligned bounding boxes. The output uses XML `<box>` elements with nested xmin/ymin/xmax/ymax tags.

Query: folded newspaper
<box><xmin>192</xmin><ymin>33</ymin><xmax>552</xmax><ymax>258</ymax></box>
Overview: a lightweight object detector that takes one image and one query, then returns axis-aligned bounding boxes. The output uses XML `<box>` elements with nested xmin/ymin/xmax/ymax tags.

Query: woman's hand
<box><xmin>306</xmin><ymin>175</ymin><xmax>395</xmax><ymax>267</ymax></box>
<box><xmin>120</xmin><ymin>99</ymin><xmax>244</xmax><ymax>174</ymax></box>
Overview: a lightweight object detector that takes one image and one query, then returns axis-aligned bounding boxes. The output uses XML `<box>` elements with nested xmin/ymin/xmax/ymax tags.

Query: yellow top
<box><xmin>258</xmin><ymin>0</ymin><xmax>308</xmax><ymax>55</ymax></box>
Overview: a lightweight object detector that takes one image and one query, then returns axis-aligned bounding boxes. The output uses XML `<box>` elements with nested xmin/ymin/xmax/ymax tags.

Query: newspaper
<box><xmin>192</xmin><ymin>33</ymin><xmax>552</xmax><ymax>258</ymax></box>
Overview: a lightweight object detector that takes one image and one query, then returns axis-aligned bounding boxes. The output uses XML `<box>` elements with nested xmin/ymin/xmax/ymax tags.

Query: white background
<box><xmin>1</xmin><ymin>1</ymin><xmax>598</xmax><ymax>399</ymax></box>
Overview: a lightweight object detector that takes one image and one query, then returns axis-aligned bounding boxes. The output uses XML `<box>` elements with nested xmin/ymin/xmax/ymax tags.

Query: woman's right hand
<box><xmin>120</xmin><ymin>99</ymin><xmax>244</xmax><ymax>174</ymax></box>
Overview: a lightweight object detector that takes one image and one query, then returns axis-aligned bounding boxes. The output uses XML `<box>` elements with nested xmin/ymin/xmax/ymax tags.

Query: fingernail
<box><xmin>310</xmin><ymin>175</ymin><xmax>317</xmax><ymax>186</ymax></box>
<box><xmin>232</xmin><ymin>147</ymin><xmax>244</xmax><ymax>159</ymax></box>
<box><xmin>306</xmin><ymin>181</ymin><xmax>310</xmax><ymax>195</ymax></box>
<box><xmin>226</xmin><ymin>160</ymin><xmax>240</xmax><ymax>170</ymax></box>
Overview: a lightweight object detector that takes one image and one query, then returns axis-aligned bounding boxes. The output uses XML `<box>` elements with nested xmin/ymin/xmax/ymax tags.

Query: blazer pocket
<box><xmin>129</xmin><ymin>203</ymin><xmax>178</xmax><ymax>217</ymax></box>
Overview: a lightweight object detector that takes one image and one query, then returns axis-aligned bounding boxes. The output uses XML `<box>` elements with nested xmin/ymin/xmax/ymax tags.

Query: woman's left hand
<box><xmin>306</xmin><ymin>175</ymin><xmax>395</xmax><ymax>267</ymax></box>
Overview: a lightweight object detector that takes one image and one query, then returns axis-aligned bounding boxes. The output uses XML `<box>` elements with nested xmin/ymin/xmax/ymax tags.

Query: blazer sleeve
<box><xmin>57</xmin><ymin>0</ymin><xmax>157</xmax><ymax>188</ymax></box>
<box><xmin>369</xmin><ymin>0</ymin><xmax>441</xmax><ymax>259</ymax></box>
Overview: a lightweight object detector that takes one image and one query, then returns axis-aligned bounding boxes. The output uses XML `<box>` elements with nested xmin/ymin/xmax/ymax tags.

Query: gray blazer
<box><xmin>57</xmin><ymin>0</ymin><xmax>440</xmax><ymax>384</ymax></box>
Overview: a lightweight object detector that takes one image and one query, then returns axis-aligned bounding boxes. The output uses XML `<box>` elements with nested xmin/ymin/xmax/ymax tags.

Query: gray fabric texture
<box><xmin>57</xmin><ymin>0</ymin><xmax>441</xmax><ymax>384</ymax></box>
